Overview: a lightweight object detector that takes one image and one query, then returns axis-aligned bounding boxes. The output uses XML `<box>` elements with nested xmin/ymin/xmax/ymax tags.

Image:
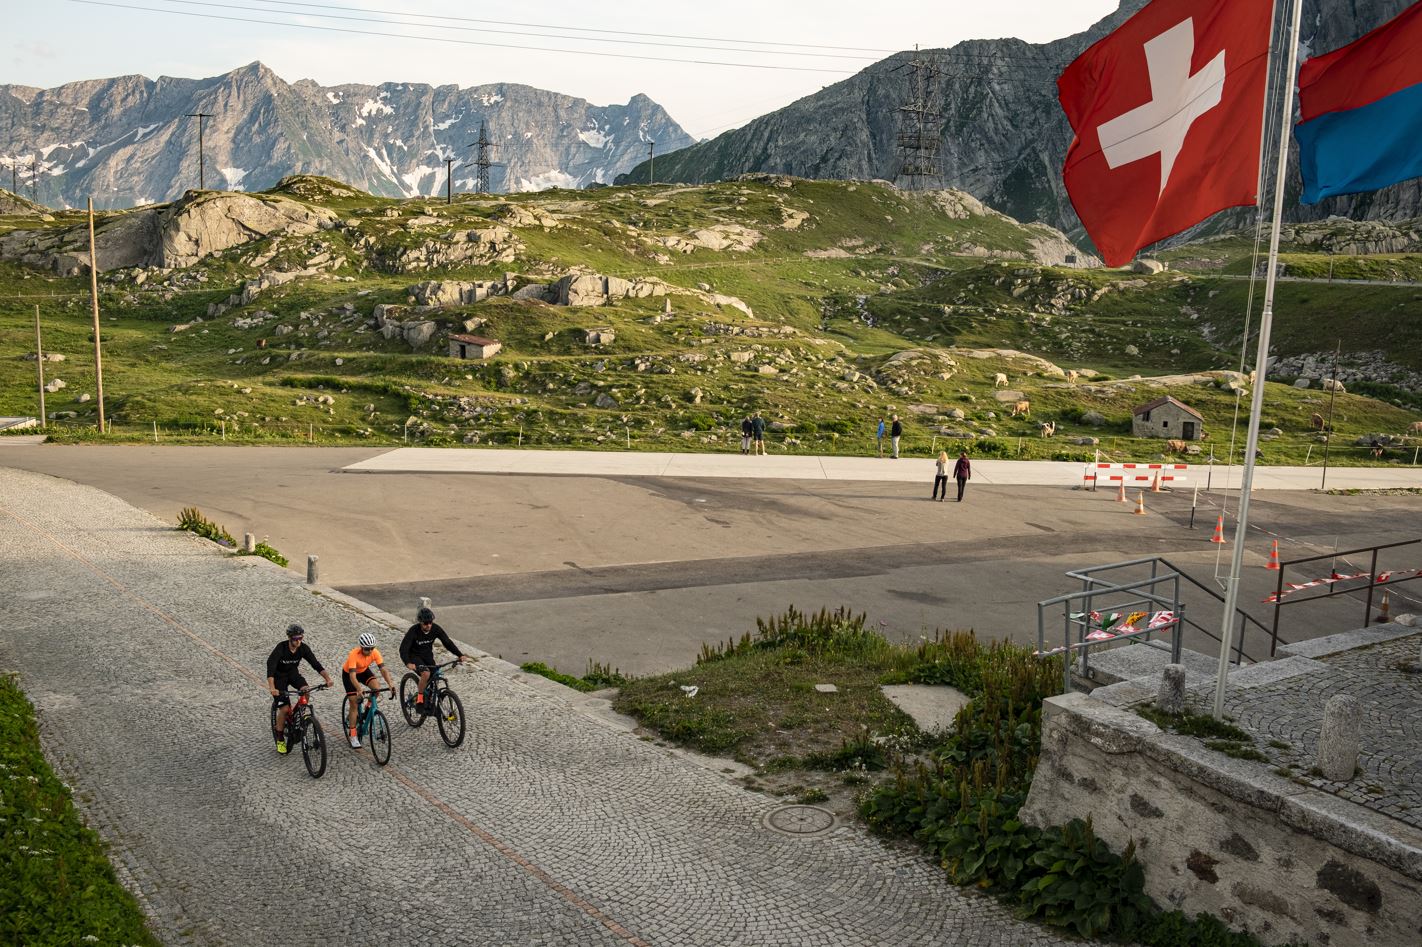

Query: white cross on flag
<box><xmin>1058</xmin><ymin>0</ymin><xmax>1273</xmax><ymax>266</ymax></box>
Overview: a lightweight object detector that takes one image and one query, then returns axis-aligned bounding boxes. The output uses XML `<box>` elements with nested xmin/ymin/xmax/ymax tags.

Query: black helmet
<box><xmin>286</xmin><ymin>623</ymin><xmax>305</xmax><ymax>639</ymax></box>
<box><xmin>417</xmin><ymin>607</ymin><xmax>434</xmax><ymax>624</ymax></box>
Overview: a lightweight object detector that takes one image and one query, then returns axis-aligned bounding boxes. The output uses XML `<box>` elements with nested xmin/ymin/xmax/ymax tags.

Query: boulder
<box><xmin>153</xmin><ymin>192</ymin><xmax>338</xmax><ymax>269</ymax></box>
<box><xmin>43</xmin><ymin>378</ymin><xmax>66</xmax><ymax>393</ymax></box>
<box><xmin>1082</xmin><ymin>410</ymin><xmax>1107</xmax><ymax>426</ymax></box>
<box><xmin>1292</xmin><ymin>378</ymin><xmax>1311</xmax><ymax>389</ymax></box>
<box><xmin>594</xmin><ymin>392</ymin><xmax>618</xmax><ymax>409</ymax></box>
<box><xmin>403</xmin><ymin>321</ymin><xmax>438</xmax><ymax>348</ymax></box>
<box><xmin>1131</xmin><ymin>258</ymin><xmax>1166</xmax><ymax>274</ymax></box>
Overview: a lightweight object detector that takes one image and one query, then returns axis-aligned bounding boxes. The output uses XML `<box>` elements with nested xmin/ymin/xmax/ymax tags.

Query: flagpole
<box><xmin>1212</xmin><ymin>0</ymin><xmax>1305</xmax><ymax>719</ymax></box>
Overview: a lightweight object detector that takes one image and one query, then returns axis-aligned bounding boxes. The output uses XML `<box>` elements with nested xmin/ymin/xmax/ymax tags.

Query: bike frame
<box><xmin>354</xmin><ymin>688</ymin><xmax>390</xmax><ymax>737</ymax></box>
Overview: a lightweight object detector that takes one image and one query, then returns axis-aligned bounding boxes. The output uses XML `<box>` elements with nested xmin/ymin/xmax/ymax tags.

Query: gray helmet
<box><xmin>417</xmin><ymin>607</ymin><xmax>434</xmax><ymax>624</ymax></box>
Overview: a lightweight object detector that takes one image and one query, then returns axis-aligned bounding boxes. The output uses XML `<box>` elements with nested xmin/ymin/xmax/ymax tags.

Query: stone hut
<box><xmin>1132</xmin><ymin>395</ymin><xmax>1204</xmax><ymax>440</ymax></box>
<box><xmin>447</xmin><ymin>333</ymin><xmax>501</xmax><ymax>360</ymax></box>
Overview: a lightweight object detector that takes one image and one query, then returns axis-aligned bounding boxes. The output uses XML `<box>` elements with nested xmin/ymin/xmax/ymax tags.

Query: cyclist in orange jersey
<box><xmin>341</xmin><ymin>632</ymin><xmax>396</xmax><ymax>749</ymax></box>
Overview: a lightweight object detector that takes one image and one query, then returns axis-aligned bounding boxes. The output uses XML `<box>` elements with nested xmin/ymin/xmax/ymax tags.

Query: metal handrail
<box><xmin>1156</xmin><ymin>557</ymin><xmax>1271</xmax><ymax>662</ymax></box>
<box><xmin>1271</xmin><ymin>538</ymin><xmax>1421</xmax><ymax>646</ymax></box>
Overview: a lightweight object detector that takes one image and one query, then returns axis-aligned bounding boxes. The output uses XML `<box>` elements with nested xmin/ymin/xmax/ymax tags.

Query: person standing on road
<box><xmin>932</xmin><ymin>450</ymin><xmax>950</xmax><ymax>501</ymax></box>
<box><xmin>400</xmin><ymin>607</ymin><xmax>469</xmax><ymax>718</ymax></box>
<box><xmin>750</xmin><ymin>411</ymin><xmax>767</xmax><ymax>456</ymax></box>
<box><xmin>876</xmin><ymin>417</ymin><xmax>886</xmax><ymax>458</ymax></box>
<box><xmin>341</xmin><ymin>632</ymin><xmax>397</xmax><ymax>749</ymax></box>
<box><xmin>740</xmin><ymin>415</ymin><xmax>753</xmax><ymax>455</ymax></box>
<box><xmin>953</xmin><ymin>451</ymin><xmax>972</xmax><ymax>502</ymax></box>
<box><xmin>890</xmin><ymin>415</ymin><xmax>903</xmax><ymax>459</ymax></box>
<box><xmin>266</xmin><ymin>624</ymin><xmax>334</xmax><ymax>754</ymax></box>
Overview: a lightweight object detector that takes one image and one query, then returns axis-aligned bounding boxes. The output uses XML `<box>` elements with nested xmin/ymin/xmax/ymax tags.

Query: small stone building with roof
<box><xmin>1132</xmin><ymin>395</ymin><xmax>1204</xmax><ymax>440</ymax></box>
<box><xmin>447</xmin><ymin>333</ymin><xmax>501</xmax><ymax>360</ymax></box>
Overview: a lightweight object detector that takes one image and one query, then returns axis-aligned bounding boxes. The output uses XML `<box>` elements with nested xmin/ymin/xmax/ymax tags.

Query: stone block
<box><xmin>1157</xmin><ymin>663</ymin><xmax>1186</xmax><ymax>715</ymax></box>
<box><xmin>1317</xmin><ymin>694</ymin><xmax>1360</xmax><ymax>782</ymax></box>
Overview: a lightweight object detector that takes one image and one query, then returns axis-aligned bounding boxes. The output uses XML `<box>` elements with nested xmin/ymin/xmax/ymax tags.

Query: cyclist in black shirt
<box><xmin>399</xmin><ymin>607</ymin><xmax>469</xmax><ymax>717</ymax></box>
<box><xmin>266</xmin><ymin>623</ymin><xmax>334</xmax><ymax>754</ymax></box>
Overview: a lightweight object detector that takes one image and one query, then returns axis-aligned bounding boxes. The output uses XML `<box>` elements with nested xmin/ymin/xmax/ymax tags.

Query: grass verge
<box><xmin>0</xmin><ymin>673</ymin><xmax>160</xmax><ymax>947</ymax></box>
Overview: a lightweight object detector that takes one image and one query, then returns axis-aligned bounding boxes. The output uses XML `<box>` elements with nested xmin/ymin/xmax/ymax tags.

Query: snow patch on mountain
<box><xmin>578</xmin><ymin>128</ymin><xmax>611</xmax><ymax>149</ymax></box>
<box><xmin>434</xmin><ymin>113</ymin><xmax>463</xmax><ymax>130</ymax></box>
<box><xmin>220</xmin><ymin>167</ymin><xmax>247</xmax><ymax>190</ymax></box>
<box><xmin>359</xmin><ymin>98</ymin><xmax>394</xmax><ymax>118</ymax></box>
<box><xmin>326</xmin><ymin>91</ymin><xmax>341</xmax><ymax>104</ymax></box>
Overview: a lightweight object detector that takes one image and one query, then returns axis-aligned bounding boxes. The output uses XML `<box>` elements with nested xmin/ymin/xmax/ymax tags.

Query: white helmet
<box><xmin>358</xmin><ymin>632</ymin><xmax>376</xmax><ymax>649</ymax></box>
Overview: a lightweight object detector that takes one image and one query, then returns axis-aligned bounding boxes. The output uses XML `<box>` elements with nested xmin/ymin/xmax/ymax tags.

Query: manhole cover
<box><xmin>763</xmin><ymin>804</ymin><xmax>836</xmax><ymax>837</ymax></box>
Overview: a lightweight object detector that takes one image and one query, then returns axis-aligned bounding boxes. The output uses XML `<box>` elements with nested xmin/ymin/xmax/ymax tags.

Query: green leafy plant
<box><xmin>175</xmin><ymin>506</ymin><xmax>236</xmax><ymax>547</ymax></box>
<box><xmin>236</xmin><ymin>540</ymin><xmax>289</xmax><ymax>567</ymax></box>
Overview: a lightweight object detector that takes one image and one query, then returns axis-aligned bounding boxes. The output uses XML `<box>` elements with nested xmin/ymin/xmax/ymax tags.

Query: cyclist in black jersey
<box><xmin>399</xmin><ymin>607</ymin><xmax>469</xmax><ymax>716</ymax></box>
<box><xmin>266</xmin><ymin>623</ymin><xmax>334</xmax><ymax>754</ymax></box>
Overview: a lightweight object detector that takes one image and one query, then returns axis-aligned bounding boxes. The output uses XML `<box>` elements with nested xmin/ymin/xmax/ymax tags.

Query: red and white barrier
<box><xmin>1083</xmin><ymin>462</ymin><xmax>1189</xmax><ymax>486</ymax></box>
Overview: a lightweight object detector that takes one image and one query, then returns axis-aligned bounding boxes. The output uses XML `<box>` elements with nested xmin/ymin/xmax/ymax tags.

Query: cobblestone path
<box><xmin>0</xmin><ymin>468</ymin><xmax>1084</xmax><ymax>946</ymax></box>
<box><xmin>1222</xmin><ymin>635</ymin><xmax>1422</xmax><ymax>829</ymax></box>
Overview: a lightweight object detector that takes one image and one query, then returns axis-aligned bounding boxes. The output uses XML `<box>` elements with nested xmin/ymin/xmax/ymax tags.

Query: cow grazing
<box><xmin>1322</xmin><ymin>378</ymin><xmax>1347</xmax><ymax>393</ymax></box>
<box><xmin>256</xmin><ymin>338</ymin><xmax>267</xmax><ymax>349</ymax></box>
<box><xmin>1409</xmin><ymin>421</ymin><xmax>1422</xmax><ymax>435</ymax></box>
<box><xmin>1065</xmin><ymin>369</ymin><xmax>1080</xmax><ymax>384</ymax></box>
<box><xmin>1038</xmin><ymin>421</ymin><xmax>1056</xmax><ymax>438</ymax></box>
<box><xmin>994</xmin><ymin>373</ymin><xmax>1009</xmax><ymax>388</ymax></box>
<box><xmin>1011</xmin><ymin>400</ymin><xmax>1031</xmax><ymax>417</ymax></box>
<box><xmin>1165</xmin><ymin>439</ymin><xmax>1186</xmax><ymax>453</ymax></box>
<box><xmin>1310</xmin><ymin>412</ymin><xmax>1326</xmax><ymax>431</ymax></box>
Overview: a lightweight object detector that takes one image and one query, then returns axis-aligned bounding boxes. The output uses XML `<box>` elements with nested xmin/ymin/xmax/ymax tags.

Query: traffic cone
<box><xmin>1133</xmin><ymin>491</ymin><xmax>1147</xmax><ymax>515</ymax></box>
<box><xmin>1150</xmin><ymin>470</ymin><xmax>1163</xmax><ymax>493</ymax></box>
<box><xmin>1265</xmin><ymin>540</ymin><xmax>1280</xmax><ymax>570</ymax></box>
<box><xmin>1375</xmin><ymin>592</ymin><xmax>1391</xmax><ymax>624</ymax></box>
<box><xmin>1210</xmin><ymin>515</ymin><xmax>1226</xmax><ymax>543</ymax></box>
<box><xmin>1116</xmin><ymin>481</ymin><xmax>1126</xmax><ymax>503</ymax></box>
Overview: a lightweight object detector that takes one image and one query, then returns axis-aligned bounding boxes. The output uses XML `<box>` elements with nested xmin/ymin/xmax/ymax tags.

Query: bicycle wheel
<box><xmin>399</xmin><ymin>673</ymin><xmax>426</xmax><ymax>728</ymax></box>
<box><xmin>436</xmin><ymin>690</ymin><xmax>465</xmax><ymax>749</ymax></box>
<box><xmin>302</xmin><ymin>713</ymin><xmax>328</xmax><ymax>779</ymax></box>
<box><xmin>369</xmin><ymin>710</ymin><xmax>392</xmax><ymax>766</ymax></box>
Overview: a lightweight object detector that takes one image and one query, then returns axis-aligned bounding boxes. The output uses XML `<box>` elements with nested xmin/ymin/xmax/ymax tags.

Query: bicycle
<box><xmin>269</xmin><ymin>683</ymin><xmax>329</xmax><ymax>778</ymax></box>
<box><xmin>399</xmin><ymin>660</ymin><xmax>466</xmax><ymax>748</ymax></box>
<box><xmin>341</xmin><ymin>687</ymin><xmax>393</xmax><ymax>766</ymax></box>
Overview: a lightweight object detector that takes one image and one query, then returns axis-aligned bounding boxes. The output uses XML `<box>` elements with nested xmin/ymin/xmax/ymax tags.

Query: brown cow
<box><xmin>1165</xmin><ymin>438</ymin><xmax>1186</xmax><ymax>453</ymax></box>
<box><xmin>1038</xmin><ymin>421</ymin><xmax>1056</xmax><ymax>438</ymax></box>
<box><xmin>1011</xmin><ymin>400</ymin><xmax>1031</xmax><ymax>418</ymax></box>
<box><xmin>1409</xmin><ymin>420</ymin><xmax>1422</xmax><ymax>435</ymax></box>
<box><xmin>1310</xmin><ymin>412</ymin><xmax>1325</xmax><ymax>430</ymax></box>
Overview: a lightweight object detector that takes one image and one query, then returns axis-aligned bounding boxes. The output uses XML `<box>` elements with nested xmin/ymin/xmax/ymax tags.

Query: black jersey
<box><xmin>266</xmin><ymin>641</ymin><xmax>325</xmax><ymax>682</ymax></box>
<box><xmin>400</xmin><ymin>623</ymin><xmax>463</xmax><ymax>666</ymax></box>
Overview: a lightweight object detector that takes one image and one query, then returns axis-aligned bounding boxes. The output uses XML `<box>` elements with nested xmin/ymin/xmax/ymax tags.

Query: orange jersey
<box><xmin>342</xmin><ymin>647</ymin><xmax>383</xmax><ymax>674</ymax></box>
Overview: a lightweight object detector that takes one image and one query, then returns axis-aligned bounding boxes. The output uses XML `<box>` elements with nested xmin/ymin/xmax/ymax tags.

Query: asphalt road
<box><xmin>3</xmin><ymin>443</ymin><xmax>1419</xmax><ymax>675</ymax></box>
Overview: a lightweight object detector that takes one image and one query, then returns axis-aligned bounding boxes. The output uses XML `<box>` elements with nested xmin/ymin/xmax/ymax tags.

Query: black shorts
<box><xmin>272</xmin><ymin>675</ymin><xmax>307</xmax><ymax>707</ymax></box>
<box><xmin>752</xmin><ymin>431</ymin><xmax>764</xmax><ymax>442</ymax></box>
<box><xmin>407</xmin><ymin>652</ymin><xmax>437</xmax><ymax>672</ymax></box>
<box><xmin>342</xmin><ymin>668</ymin><xmax>378</xmax><ymax>695</ymax></box>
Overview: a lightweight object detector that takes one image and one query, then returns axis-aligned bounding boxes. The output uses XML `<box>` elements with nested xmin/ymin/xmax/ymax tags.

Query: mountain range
<box><xmin>617</xmin><ymin>0</ymin><xmax>1422</xmax><ymax>242</ymax></box>
<box><xmin>0</xmin><ymin>62</ymin><xmax>694</xmax><ymax>210</ymax></box>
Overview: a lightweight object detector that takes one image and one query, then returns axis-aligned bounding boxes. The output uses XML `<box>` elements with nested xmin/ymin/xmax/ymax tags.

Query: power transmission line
<box><xmin>244</xmin><ymin>0</ymin><xmax>900</xmax><ymax>53</ymax></box>
<box><xmin>186</xmin><ymin>111</ymin><xmax>213</xmax><ymax>189</ymax></box>
<box><xmin>467</xmin><ymin>122</ymin><xmax>500</xmax><ymax>194</ymax></box>
<box><xmin>156</xmin><ymin>0</ymin><xmax>880</xmax><ymax>60</ymax></box>
<box><xmin>70</xmin><ymin>0</ymin><xmax>860</xmax><ymax>73</ymax></box>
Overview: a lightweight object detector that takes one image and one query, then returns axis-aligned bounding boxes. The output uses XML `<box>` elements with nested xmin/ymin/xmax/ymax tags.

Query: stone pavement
<box><xmin>342</xmin><ymin>446</ymin><xmax>1422</xmax><ymax>491</ymax></box>
<box><xmin>0</xmin><ymin>467</ymin><xmax>1088</xmax><ymax>946</ymax></box>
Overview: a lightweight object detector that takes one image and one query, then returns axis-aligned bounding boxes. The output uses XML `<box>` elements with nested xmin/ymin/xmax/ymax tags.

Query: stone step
<box><xmin>1082</xmin><ymin>641</ymin><xmax>1221</xmax><ymax>687</ymax></box>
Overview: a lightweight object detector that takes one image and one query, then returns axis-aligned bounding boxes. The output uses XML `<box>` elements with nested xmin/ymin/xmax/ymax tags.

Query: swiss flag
<box><xmin>1058</xmin><ymin>0</ymin><xmax>1273</xmax><ymax>266</ymax></box>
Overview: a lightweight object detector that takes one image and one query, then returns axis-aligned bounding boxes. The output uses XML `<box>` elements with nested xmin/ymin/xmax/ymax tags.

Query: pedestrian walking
<box><xmin>953</xmin><ymin>451</ymin><xmax>971</xmax><ymax>502</ymax></box>
<box><xmin>890</xmin><ymin>415</ymin><xmax>903</xmax><ymax>459</ymax></box>
<box><xmin>876</xmin><ymin>417</ymin><xmax>886</xmax><ymax>458</ymax></box>
<box><xmin>932</xmin><ymin>450</ymin><xmax>949</xmax><ymax>501</ymax></box>
<box><xmin>750</xmin><ymin>411</ymin><xmax>767</xmax><ymax>456</ymax></box>
<box><xmin>740</xmin><ymin>415</ymin><xmax>753</xmax><ymax>454</ymax></box>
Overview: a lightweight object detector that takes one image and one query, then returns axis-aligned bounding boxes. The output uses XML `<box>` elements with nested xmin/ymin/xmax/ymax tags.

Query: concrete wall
<box><xmin>1020</xmin><ymin>693</ymin><xmax>1422</xmax><ymax>947</ymax></box>
<box><xmin>1132</xmin><ymin>403</ymin><xmax>1202</xmax><ymax>439</ymax></box>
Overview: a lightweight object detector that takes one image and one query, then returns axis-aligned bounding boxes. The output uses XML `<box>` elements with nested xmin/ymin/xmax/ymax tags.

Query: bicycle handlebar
<box><xmin>414</xmin><ymin>659</ymin><xmax>462</xmax><ymax>671</ymax></box>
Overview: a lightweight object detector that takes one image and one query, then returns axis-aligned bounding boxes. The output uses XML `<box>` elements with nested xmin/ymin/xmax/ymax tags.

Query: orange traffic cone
<box><xmin>1150</xmin><ymin>470</ymin><xmax>1163</xmax><ymax>493</ymax></box>
<box><xmin>1375</xmin><ymin>592</ymin><xmax>1391</xmax><ymax>624</ymax></box>
<box><xmin>1116</xmin><ymin>482</ymin><xmax>1126</xmax><ymax>503</ymax></box>
<box><xmin>1210</xmin><ymin>515</ymin><xmax>1226</xmax><ymax>543</ymax></box>
<box><xmin>1133</xmin><ymin>491</ymin><xmax>1147</xmax><ymax>515</ymax></box>
<box><xmin>1265</xmin><ymin>539</ymin><xmax>1280</xmax><ymax>570</ymax></box>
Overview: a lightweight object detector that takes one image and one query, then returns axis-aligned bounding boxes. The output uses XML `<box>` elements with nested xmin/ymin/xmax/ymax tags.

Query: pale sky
<box><xmin>4</xmin><ymin>1</ymin><xmax>1118</xmax><ymax>139</ymax></box>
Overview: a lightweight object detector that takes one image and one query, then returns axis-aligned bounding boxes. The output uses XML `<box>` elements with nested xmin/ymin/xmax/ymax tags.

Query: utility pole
<box><xmin>646</xmin><ymin>140</ymin><xmax>656</xmax><ymax>185</ymax></box>
<box><xmin>34</xmin><ymin>305</ymin><xmax>46</xmax><ymax>428</ymax></box>
<box><xmin>467</xmin><ymin>121</ymin><xmax>499</xmax><ymax>194</ymax></box>
<box><xmin>186</xmin><ymin>112</ymin><xmax>213</xmax><ymax>190</ymax></box>
<box><xmin>9</xmin><ymin>161</ymin><xmax>15</xmax><ymax>196</ymax></box>
<box><xmin>1320</xmin><ymin>339</ymin><xmax>1341</xmax><ymax>489</ymax></box>
<box><xmin>87</xmin><ymin>198</ymin><xmax>106</xmax><ymax>432</ymax></box>
<box><xmin>30</xmin><ymin>154</ymin><xmax>38</xmax><ymax>201</ymax></box>
<box><xmin>443</xmin><ymin>156</ymin><xmax>458</xmax><ymax>205</ymax></box>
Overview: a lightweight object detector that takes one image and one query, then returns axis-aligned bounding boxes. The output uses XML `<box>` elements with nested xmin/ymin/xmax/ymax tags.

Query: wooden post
<box><xmin>87</xmin><ymin>198</ymin><xmax>106</xmax><ymax>432</ymax></box>
<box><xmin>33</xmin><ymin>304</ymin><xmax>45</xmax><ymax>426</ymax></box>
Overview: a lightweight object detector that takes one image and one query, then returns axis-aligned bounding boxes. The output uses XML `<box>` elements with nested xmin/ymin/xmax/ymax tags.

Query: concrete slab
<box><xmin>1086</xmin><ymin>641</ymin><xmax>1221</xmax><ymax>687</ymax></box>
<box><xmin>343</xmin><ymin>446</ymin><xmax>1422</xmax><ymax>491</ymax></box>
<box><xmin>880</xmin><ymin>684</ymin><xmax>971</xmax><ymax>733</ymax></box>
<box><xmin>0</xmin><ymin>417</ymin><xmax>38</xmax><ymax>432</ymax></box>
<box><xmin>1226</xmin><ymin>654</ymin><xmax>1326</xmax><ymax>688</ymax></box>
<box><xmin>1279</xmin><ymin>623</ymin><xmax>1422</xmax><ymax>659</ymax></box>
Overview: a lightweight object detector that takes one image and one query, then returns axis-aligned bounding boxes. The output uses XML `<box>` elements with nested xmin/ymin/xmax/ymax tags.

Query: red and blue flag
<box><xmin>1296</xmin><ymin>2</ymin><xmax>1422</xmax><ymax>203</ymax></box>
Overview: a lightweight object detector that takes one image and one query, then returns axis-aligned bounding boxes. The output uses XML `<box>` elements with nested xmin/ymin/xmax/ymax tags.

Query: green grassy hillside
<box><xmin>1</xmin><ymin>176</ymin><xmax>1417</xmax><ymax>465</ymax></box>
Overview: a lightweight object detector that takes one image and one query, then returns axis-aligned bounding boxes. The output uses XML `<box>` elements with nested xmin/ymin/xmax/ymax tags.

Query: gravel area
<box><xmin>0</xmin><ymin>466</ymin><xmax>1090</xmax><ymax>946</ymax></box>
